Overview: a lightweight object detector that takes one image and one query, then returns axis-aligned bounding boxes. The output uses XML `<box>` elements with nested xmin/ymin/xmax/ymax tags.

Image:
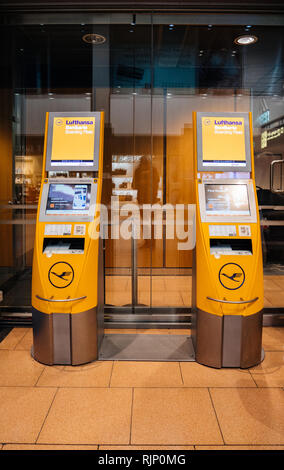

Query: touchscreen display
<box><xmin>205</xmin><ymin>184</ymin><xmax>250</xmax><ymax>216</ymax></box>
<box><xmin>46</xmin><ymin>184</ymin><xmax>91</xmax><ymax>215</ymax></box>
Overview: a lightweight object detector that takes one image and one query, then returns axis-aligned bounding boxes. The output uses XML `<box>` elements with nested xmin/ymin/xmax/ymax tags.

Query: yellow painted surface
<box><xmin>193</xmin><ymin>111</ymin><xmax>264</xmax><ymax>317</ymax></box>
<box><xmin>32</xmin><ymin>112</ymin><xmax>104</xmax><ymax>315</ymax></box>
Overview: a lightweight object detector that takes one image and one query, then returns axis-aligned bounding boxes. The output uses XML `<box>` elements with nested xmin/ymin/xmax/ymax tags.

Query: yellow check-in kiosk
<box><xmin>192</xmin><ymin>112</ymin><xmax>264</xmax><ymax>368</ymax></box>
<box><xmin>32</xmin><ymin>112</ymin><xmax>104</xmax><ymax>365</ymax></box>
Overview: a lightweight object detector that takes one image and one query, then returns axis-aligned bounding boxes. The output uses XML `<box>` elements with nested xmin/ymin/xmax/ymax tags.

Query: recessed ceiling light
<box><xmin>234</xmin><ymin>35</ymin><xmax>258</xmax><ymax>45</ymax></box>
<box><xmin>82</xmin><ymin>33</ymin><xmax>106</xmax><ymax>45</ymax></box>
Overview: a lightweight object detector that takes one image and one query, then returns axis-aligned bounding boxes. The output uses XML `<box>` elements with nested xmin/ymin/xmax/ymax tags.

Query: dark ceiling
<box><xmin>1</xmin><ymin>0</ymin><xmax>284</xmax><ymax>13</ymax></box>
<box><xmin>0</xmin><ymin>22</ymin><xmax>283</xmax><ymax>95</ymax></box>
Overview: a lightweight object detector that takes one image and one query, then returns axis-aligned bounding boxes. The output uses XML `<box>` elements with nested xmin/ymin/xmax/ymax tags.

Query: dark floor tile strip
<box><xmin>207</xmin><ymin>388</ymin><xmax>225</xmax><ymax>446</ymax></box>
<box><xmin>35</xmin><ymin>388</ymin><xmax>59</xmax><ymax>444</ymax></box>
<box><xmin>34</xmin><ymin>365</ymin><xmax>46</xmax><ymax>387</ymax></box>
<box><xmin>248</xmin><ymin>370</ymin><xmax>259</xmax><ymax>388</ymax></box>
<box><xmin>0</xmin><ymin>328</ymin><xmax>12</xmax><ymax>344</ymax></box>
<box><xmin>108</xmin><ymin>361</ymin><xmax>114</xmax><ymax>387</ymax></box>
<box><xmin>178</xmin><ymin>362</ymin><xmax>184</xmax><ymax>385</ymax></box>
<box><xmin>129</xmin><ymin>388</ymin><xmax>134</xmax><ymax>445</ymax></box>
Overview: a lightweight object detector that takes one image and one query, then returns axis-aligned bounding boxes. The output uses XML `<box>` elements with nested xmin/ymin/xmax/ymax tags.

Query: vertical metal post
<box><xmin>131</xmin><ymin>219</ymin><xmax>138</xmax><ymax>309</ymax></box>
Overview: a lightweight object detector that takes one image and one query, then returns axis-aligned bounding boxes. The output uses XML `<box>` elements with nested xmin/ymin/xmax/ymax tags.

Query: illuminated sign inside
<box><xmin>261</xmin><ymin>126</ymin><xmax>284</xmax><ymax>149</ymax></box>
<box><xmin>50</xmin><ymin>116</ymin><xmax>96</xmax><ymax>166</ymax></box>
<box><xmin>201</xmin><ymin>116</ymin><xmax>246</xmax><ymax>167</ymax></box>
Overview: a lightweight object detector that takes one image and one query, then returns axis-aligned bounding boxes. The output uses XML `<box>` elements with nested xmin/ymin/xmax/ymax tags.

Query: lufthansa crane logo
<box><xmin>55</xmin><ymin>119</ymin><xmax>63</xmax><ymax>126</ymax></box>
<box><xmin>48</xmin><ymin>262</ymin><xmax>74</xmax><ymax>288</ymax></box>
<box><xmin>219</xmin><ymin>263</ymin><xmax>245</xmax><ymax>290</ymax></box>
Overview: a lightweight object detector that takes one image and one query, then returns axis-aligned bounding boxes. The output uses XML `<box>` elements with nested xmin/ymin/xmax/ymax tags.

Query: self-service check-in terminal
<box><xmin>192</xmin><ymin>112</ymin><xmax>264</xmax><ymax>368</ymax></box>
<box><xmin>32</xmin><ymin>112</ymin><xmax>104</xmax><ymax>365</ymax></box>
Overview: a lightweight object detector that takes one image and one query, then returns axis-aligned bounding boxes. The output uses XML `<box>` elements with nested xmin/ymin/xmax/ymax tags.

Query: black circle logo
<box><xmin>48</xmin><ymin>262</ymin><xmax>74</xmax><ymax>289</ymax></box>
<box><xmin>219</xmin><ymin>263</ymin><xmax>245</xmax><ymax>290</ymax></box>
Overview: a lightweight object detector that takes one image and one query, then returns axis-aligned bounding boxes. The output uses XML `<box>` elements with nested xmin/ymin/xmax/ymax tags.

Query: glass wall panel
<box><xmin>0</xmin><ymin>14</ymin><xmax>283</xmax><ymax>314</ymax></box>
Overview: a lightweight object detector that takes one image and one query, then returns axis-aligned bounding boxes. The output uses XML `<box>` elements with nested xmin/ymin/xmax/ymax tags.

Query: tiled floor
<box><xmin>0</xmin><ymin>327</ymin><xmax>283</xmax><ymax>451</ymax></box>
<box><xmin>105</xmin><ymin>275</ymin><xmax>284</xmax><ymax>307</ymax></box>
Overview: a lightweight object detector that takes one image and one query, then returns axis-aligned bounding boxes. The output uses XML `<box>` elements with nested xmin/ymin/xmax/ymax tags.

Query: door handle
<box><xmin>207</xmin><ymin>296</ymin><xmax>259</xmax><ymax>304</ymax></box>
<box><xmin>35</xmin><ymin>295</ymin><xmax>87</xmax><ymax>303</ymax></box>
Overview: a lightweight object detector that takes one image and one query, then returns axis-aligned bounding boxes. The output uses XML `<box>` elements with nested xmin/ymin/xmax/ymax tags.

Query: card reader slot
<box><xmin>43</xmin><ymin>237</ymin><xmax>85</xmax><ymax>255</ymax></box>
<box><xmin>210</xmin><ymin>238</ymin><xmax>252</xmax><ymax>256</ymax></box>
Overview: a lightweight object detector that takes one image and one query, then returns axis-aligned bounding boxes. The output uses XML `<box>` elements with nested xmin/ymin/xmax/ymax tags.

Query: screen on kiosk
<box><xmin>201</xmin><ymin>116</ymin><xmax>247</xmax><ymax>168</ymax></box>
<box><xmin>50</xmin><ymin>117</ymin><xmax>95</xmax><ymax>167</ymax></box>
<box><xmin>46</xmin><ymin>184</ymin><xmax>91</xmax><ymax>215</ymax></box>
<box><xmin>205</xmin><ymin>184</ymin><xmax>250</xmax><ymax>216</ymax></box>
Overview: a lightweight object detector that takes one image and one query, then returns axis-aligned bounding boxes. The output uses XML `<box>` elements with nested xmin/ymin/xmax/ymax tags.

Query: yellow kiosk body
<box><xmin>192</xmin><ymin>112</ymin><xmax>264</xmax><ymax>368</ymax></box>
<box><xmin>32</xmin><ymin>112</ymin><xmax>104</xmax><ymax>365</ymax></box>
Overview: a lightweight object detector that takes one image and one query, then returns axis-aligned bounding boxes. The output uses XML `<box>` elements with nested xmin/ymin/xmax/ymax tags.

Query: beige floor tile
<box><xmin>38</xmin><ymin>388</ymin><xmax>132</xmax><ymax>445</ymax></box>
<box><xmin>110</xmin><ymin>362</ymin><xmax>183</xmax><ymax>387</ymax></box>
<box><xmin>0</xmin><ymin>328</ymin><xmax>29</xmax><ymax>350</ymax></box>
<box><xmin>180</xmin><ymin>291</ymin><xmax>192</xmax><ymax>306</ymax></box>
<box><xmin>264</xmin><ymin>291</ymin><xmax>284</xmax><ymax>307</ymax></box>
<box><xmin>15</xmin><ymin>329</ymin><xmax>33</xmax><ymax>351</ymax></box>
<box><xmin>152</xmin><ymin>277</ymin><xmax>167</xmax><ymax>291</ymax></box>
<box><xmin>263</xmin><ymin>278</ymin><xmax>283</xmax><ymax>292</ymax></box>
<box><xmin>138</xmin><ymin>291</ymin><xmax>151</xmax><ymax>306</ymax></box>
<box><xmin>250</xmin><ymin>352</ymin><xmax>284</xmax><ymax>387</ymax></box>
<box><xmin>164</xmin><ymin>276</ymin><xmax>192</xmax><ymax>291</ymax></box>
<box><xmin>210</xmin><ymin>388</ymin><xmax>284</xmax><ymax>445</ymax></box>
<box><xmin>105</xmin><ymin>329</ymin><xmax>138</xmax><ymax>335</ymax></box>
<box><xmin>105</xmin><ymin>329</ymin><xmax>172</xmax><ymax>335</ymax></box>
<box><xmin>135</xmin><ymin>329</ymin><xmax>171</xmax><ymax>335</ymax></box>
<box><xmin>138</xmin><ymin>277</ymin><xmax>151</xmax><ymax>291</ymax></box>
<box><xmin>269</xmin><ymin>276</ymin><xmax>284</xmax><ymax>289</ymax></box>
<box><xmin>262</xmin><ymin>327</ymin><xmax>284</xmax><ymax>351</ymax></box>
<box><xmin>3</xmin><ymin>444</ymin><xmax>98</xmax><ymax>450</ymax></box>
<box><xmin>168</xmin><ymin>329</ymin><xmax>191</xmax><ymax>335</ymax></box>
<box><xmin>180</xmin><ymin>362</ymin><xmax>256</xmax><ymax>388</ymax></box>
<box><xmin>196</xmin><ymin>445</ymin><xmax>284</xmax><ymax>450</ymax></box>
<box><xmin>105</xmin><ymin>276</ymin><xmax>130</xmax><ymax>292</ymax></box>
<box><xmin>0</xmin><ymin>350</ymin><xmax>44</xmax><ymax>386</ymax></box>
<box><xmin>99</xmin><ymin>445</ymin><xmax>194</xmax><ymax>450</ymax></box>
<box><xmin>151</xmin><ymin>292</ymin><xmax>184</xmax><ymax>307</ymax></box>
<box><xmin>105</xmin><ymin>291</ymin><xmax>132</xmax><ymax>306</ymax></box>
<box><xmin>37</xmin><ymin>361</ymin><xmax>113</xmax><ymax>388</ymax></box>
<box><xmin>264</xmin><ymin>296</ymin><xmax>273</xmax><ymax>307</ymax></box>
<box><xmin>0</xmin><ymin>387</ymin><xmax>56</xmax><ymax>443</ymax></box>
<box><xmin>131</xmin><ymin>388</ymin><xmax>223</xmax><ymax>445</ymax></box>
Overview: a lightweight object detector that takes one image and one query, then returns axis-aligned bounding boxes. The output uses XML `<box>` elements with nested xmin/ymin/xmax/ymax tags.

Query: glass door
<box><xmin>0</xmin><ymin>13</ymin><xmax>284</xmax><ymax>321</ymax></box>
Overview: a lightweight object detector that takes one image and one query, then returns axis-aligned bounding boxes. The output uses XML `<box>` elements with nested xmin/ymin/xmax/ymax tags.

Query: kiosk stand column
<box><xmin>31</xmin><ymin>112</ymin><xmax>105</xmax><ymax>365</ymax></box>
<box><xmin>191</xmin><ymin>112</ymin><xmax>264</xmax><ymax>368</ymax></box>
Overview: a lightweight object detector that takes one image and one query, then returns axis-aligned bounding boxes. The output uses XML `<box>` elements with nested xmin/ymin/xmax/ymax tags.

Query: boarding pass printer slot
<box><xmin>43</xmin><ymin>237</ymin><xmax>85</xmax><ymax>256</ymax></box>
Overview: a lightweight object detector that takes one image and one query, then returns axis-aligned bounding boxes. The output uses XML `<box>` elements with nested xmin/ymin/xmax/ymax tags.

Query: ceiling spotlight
<box><xmin>131</xmin><ymin>14</ymin><xmax>136</xmax><ymax>26</ymax></box>
<box><xmin>82</xmin><ymin>33</ymin><xmax>106</xmax><ymax>45</ymax></box>
<box><xmin>234</xmin><ymin>35</ymin><xmax>258</xmax><ymax>45</ymax></box>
